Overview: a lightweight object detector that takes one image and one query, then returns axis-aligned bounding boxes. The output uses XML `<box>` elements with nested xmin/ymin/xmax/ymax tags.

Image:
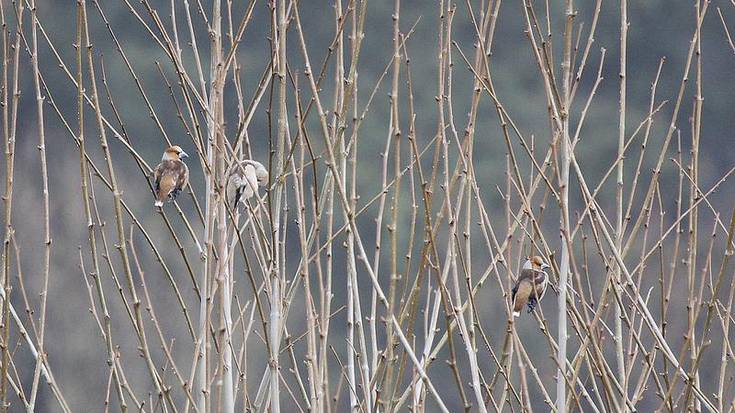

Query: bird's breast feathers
<box><xmin>155</xmin><ymin>160</ymin><xmax>188</xmax><ymax>191</ymax></box>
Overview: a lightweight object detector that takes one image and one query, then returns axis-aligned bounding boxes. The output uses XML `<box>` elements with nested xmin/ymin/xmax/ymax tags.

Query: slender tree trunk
<box><xmin>615</xmin><ymin>0</ymin><xmax>628</xmax><ymax>407</ymax></box>
<box><xmin>557</xmin><ymin>1</ymin><xmax>575</xmax><ymax>412</ymax></box>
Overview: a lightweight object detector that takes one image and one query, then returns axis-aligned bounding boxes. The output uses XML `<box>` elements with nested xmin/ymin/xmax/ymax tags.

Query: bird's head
<box><xmin>163</xmin><ymin>145</ymin><xmax>189</xmax><ymax>161</ymax></box>
<box><xmin>245</xmin><ymin>160</ymin><xmax>269</xmax><ymax>185</ymax></box>
<box><xmin>524</xmin><ymin>255</ymin><xmax>550</xmax><ymax>271</ymax></box>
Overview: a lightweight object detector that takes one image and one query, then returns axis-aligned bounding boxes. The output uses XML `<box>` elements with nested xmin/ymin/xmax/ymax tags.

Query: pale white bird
<box><xmin>226</xmin><ymin>160</ymin><xmax>268</xmax><ymax>207</ymax></box>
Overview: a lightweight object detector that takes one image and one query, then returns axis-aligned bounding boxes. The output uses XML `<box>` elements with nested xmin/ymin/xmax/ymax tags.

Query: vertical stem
<box><xmin>198</xmin><ymin>35</ymin><xmax>214</xmax><ymax>413</ymax></box>
<box><xmin>346</xmin><ymin>4</ymin><xmax>369</xmax><ymax>410</ymax></box>
<box><xmin>197</xmin><ymin>185</ymin><xmax>213</xmax><ymax>413</ymax></box>
<box><xmin>557</xmin><ymin>1</ymin><xmax>574</xmax><ymax>412</ymax></box>
<box><xmin>615</xmin><ymin>0</ymin><xmax>628</xmax><ymax>406</ymax></box>
<box><xmin>210</xmin><ymin>0</ymin><xmax>234</xmax><ymax>409</ymax></box>
<box><xmin>324</xmin><ymin>1</ymin><xmax>344</xmax><ymax>411</ymax></box>
<box><xmin>269</xmin><ymin>0</ymin><xmax>288</xmax><ymax>411</ymax></box>
<box><xmin>28</xmin><ymin>0</ymin><xmax>52</xmax><ymax>408</ymax></box>
<box><xmin>686</xmin><ymin>2</ymin><xmax>703</xmax><ymax>410</ymax></box>
<box><xmin>346</xmin><ymin>4</ymin><xmax>360</xmax><ymax>410</ymax></box>
<box><xmin>382</xmin><ymin>0</ymin><xmax>401</xmax><ymax>408</ymax></box>
<box><xmin>0</xmin><ymin>0</ymin><xmax>15</xmax><ymax>410</ymax></box>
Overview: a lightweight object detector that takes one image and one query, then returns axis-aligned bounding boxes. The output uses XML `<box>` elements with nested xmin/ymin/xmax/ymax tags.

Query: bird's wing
<box><xmin>535</xmin><ymin>271</ymin><xmax>548</xmax><ymax>300</ymax></box>
<box><xmin>243</xmin><ymin>164</ymin><xmax>258</xmax><ymax>194</ymax></box>
<box><xmin>512</xmin><ymin>280</ymin><xmax>532</xmax><ymax>314</ymax></box>
<box><xmin>175</xmin><ymin>161</ymin><xmax>189</xmax><ymax>190</ymax></box>
<box><xmin>519</xmin><ymin>268</ymin><xmax>547</xmax><ymax>297</ymax></box>
<box><xmin>153</xmin><ymin>162</ymin><xmax>164</xmax><ymax>192</ymax></box>
<box><xmin>517</xmin><ymin>268</ymin><xmax>537</xmax><ymax>285</ymax></box>
<box><xmin>227</xmin><ymin>173</ymin><xmax>242</xmax><ymax>206</ymax></box>
<box><xmin>239</xmin><ymin>164</ymin><xmax>258</xmax><ymax>203</ymax></box>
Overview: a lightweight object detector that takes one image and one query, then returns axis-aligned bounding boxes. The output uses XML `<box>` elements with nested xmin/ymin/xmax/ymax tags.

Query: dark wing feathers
<box><xmin>153</xmin><ymin>163</ymin><xmax>163</xmax><ymax>193</ymax></box>
<box><xmin>175</xmin><ymin>162</ymin><xmax>189</xmax><ymax>192</ymax></box>
<box><xmin>534</xmin><ymin>271</ymin><xmax>548</xmax><ymax>300</ymax></box>
<box><xmin>233</xmin><ymin>186</ymin><xmax>243</xmax><ymax>206</ymax></box>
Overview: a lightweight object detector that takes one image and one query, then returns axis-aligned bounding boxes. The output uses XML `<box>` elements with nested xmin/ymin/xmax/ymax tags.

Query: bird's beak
<box><xmin>542</xmin><ymin>263</ymin><xmax>550</xmax><ymax>269</ymax></box>
<box><xmin>180</xmin><ymin>151</ymin><xmax>189</xmax><ymax>159</ymax></box>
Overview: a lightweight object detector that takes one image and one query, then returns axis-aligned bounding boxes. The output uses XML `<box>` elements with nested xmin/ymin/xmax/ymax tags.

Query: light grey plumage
<box><xmin>226</xmin><ymin>160</ymin><xmax>268</xmax><ymax>207</ymax></box>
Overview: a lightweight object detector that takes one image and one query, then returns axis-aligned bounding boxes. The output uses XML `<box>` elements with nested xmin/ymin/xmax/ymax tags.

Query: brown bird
<box><xmin>153</xmin><ymin>145</ymin><xmax>189</xmax><ymax>207</ymax></box>
<box><xmin>511</xmin><ymin>255</ymin><xmax>550</xmax><ymax>317</ymax></box>
<box><xmin>226</xmin><ymin>160</ymin><xmax>268</xmax><ymax>207</ymax></box>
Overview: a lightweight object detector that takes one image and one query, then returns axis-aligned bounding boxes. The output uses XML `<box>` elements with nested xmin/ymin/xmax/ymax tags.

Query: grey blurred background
<box><xmin>3</xmin><ymin>0</ymin><xmax>735</xmax><ymax>411</ymax></box>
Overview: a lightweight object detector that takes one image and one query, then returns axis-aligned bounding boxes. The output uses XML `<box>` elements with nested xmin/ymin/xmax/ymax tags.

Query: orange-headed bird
<box><xmin>511</xmin><ymin>255</ymin><xmax>550</xmax><ymax>317</ymax></box>
<box><xmin>153</xmin><ymin>145</ymin><xmax>189</xmax><ymax>207</ymax></box>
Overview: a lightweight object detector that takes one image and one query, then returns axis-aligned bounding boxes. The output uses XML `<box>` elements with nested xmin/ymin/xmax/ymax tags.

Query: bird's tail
<box><xmin>155</xmin><ymin>189</ymin><xmax>167</xmax><ymax>207</ymax></box>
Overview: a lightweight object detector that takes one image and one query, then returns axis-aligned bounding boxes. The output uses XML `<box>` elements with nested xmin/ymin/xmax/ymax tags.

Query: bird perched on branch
<box><xmin>226</xmin><ymin>160</ymin><xmax>268</xmax><ymax>207</ymax></box>
<box><xmin>153</xmin><ymin>145</ymin><xmax>189</xmax><ymax>207</ymax></box>
<box><xmin>511</xmin><ymin>255</ymin><xmax>550</xmax><ymax>317</ymax></box>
